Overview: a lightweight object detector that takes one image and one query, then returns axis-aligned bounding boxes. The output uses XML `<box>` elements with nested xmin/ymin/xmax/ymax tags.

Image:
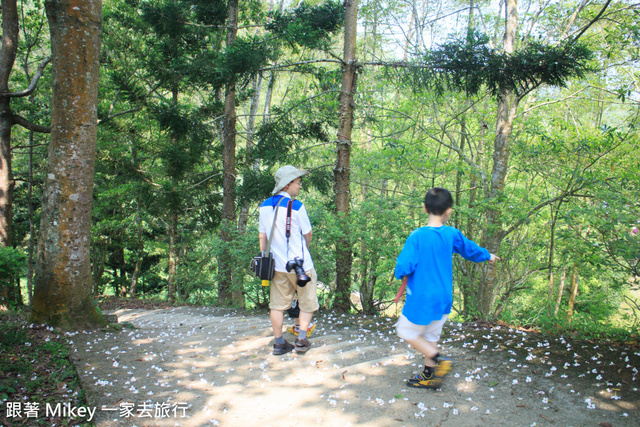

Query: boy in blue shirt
<box><xmin>395</xmin><ymin>187</ymin><xmax>499</xmax><ymax>389</ymax></box>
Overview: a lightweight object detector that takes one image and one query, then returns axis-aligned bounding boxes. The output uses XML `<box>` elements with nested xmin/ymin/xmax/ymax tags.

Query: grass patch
<box><xmin>0</xmin><ymin>314</ymin><xmax>92</xmax><ymax>426</ymax></box>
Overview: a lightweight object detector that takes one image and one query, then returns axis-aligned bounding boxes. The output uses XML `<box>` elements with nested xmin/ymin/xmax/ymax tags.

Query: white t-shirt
<box><xmin>259</xmin><ymin>191</ymin><xmax>314</xmax><ymax>273</ymax></box>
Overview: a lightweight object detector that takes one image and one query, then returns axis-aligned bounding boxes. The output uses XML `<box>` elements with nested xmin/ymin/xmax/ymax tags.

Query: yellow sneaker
<box><xmin>286</xmin><ymin>323</ymin><xmax>316</xmax><ymax>337</ymax></box>
<box><xmin>407</xmin><ymin>358</ymin><xmax>454</xmax><ymax>390</ymax></box>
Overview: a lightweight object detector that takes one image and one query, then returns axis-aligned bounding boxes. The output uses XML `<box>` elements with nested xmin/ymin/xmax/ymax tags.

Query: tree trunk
<box><xmin>218</xmin><ymin>0</ymin><xmax>242</xmax><ymax>306</ymax></box>
<box><xmin>0</xmin><ymin>0</ymin><xmax>19</xmax><ymax>247</ymax></box>
<box><xmin>554</xmin><ymin>265</ymin><xmax>566</xmax><ymax>316</ymax></box>
<box><xmin>92</xmin><ymin>240</ymin><xmax>106</xmax><ymax>296</ymax></box>
<box><xmin>567</xmin><ymin>263</ymin><xmax>578</xmax><ymax>323</ymax></box>
<box><xmin>238</xmin><ymin>73</ymin><xmax>262</xmax><ymax>234</ymax></box>
<box><xmin>129</xmin><ymin>208</ymin><xmax>143</xmax><ymax>297</ymax></box>
<box><xmin>167</xmin><ymin>208</ymin><xmax>178</xmax><ymax>302</ymax></box>
<box><xmin>454</xmin><ymin>113</ymin><xmax>466</xmax><ymax>230</ymax></box>
<box><xmin>0</xmin><ymin>0</ymin><xmax>50</xmax><ymax>248</ymax></box>
<box><xmin>117</xmin><ymin>246</ymin><xmax>127</xmax><ymax>297</ymax></box>
<box><xmin>26</xmin><ymin>131</ymin><xmax>35</xmax><ymax>306</ymax></box>
<box><xmin>31</xmin><ymin>0</ymin><xmax>105</xmax><ymax>329</ymax></box>
<box><xmin>547</xmin><ymin>201</ymin><xmax>562</xmax><ymax>308</ymax></box>
<box><xmin>477</xmin><ymin>0</ymin><xmax>518</xmax><ymax>319</ymax></box>
<box><xmin>129</xmin><ymin>257</ymin><xmax>142</xmax><ymax>297</ymax></box>
<box><xmin>332</xmin><ymin>0</ymin><xmax>358</xmax><ymax>313</ymax></box>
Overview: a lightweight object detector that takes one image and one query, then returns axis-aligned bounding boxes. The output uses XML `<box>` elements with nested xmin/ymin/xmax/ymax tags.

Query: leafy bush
<box><xmin>0</xmin><ymin>246</ymin><xmax>26</xmax><ymax>283</ymax></box>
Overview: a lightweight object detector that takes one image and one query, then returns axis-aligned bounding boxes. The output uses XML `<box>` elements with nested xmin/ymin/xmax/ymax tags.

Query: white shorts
<box><xmin>396</xmin><ymin>314</ymin><xmax>448</xmax><ymax>342</ymax></box>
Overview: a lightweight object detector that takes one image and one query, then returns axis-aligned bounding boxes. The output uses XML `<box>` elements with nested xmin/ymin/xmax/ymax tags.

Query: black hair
<box><xmin>424</xmin><ymin>187</ymin><xmax>453</xmax><ymax>215</ymax></box>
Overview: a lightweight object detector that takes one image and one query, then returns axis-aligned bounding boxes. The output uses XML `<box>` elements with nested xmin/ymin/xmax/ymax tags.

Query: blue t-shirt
<box><xmin>394</xmin><ymin>225</ymin><xmax>490</xmax><ymax>325</ymax></box>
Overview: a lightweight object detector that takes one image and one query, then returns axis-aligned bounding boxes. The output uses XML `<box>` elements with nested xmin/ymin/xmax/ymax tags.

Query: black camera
<box><xmin>285</xmin><ymin>257</ymin><xmax>311</xmax><ymax>287</ymax></box>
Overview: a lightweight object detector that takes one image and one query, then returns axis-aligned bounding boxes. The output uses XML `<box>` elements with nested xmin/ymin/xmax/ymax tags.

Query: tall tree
<box><xmin>0</xmin><ymin>0</ymin><xmax>50</xmax><ymax>248</ymax></box>
<box><xmin>218</xmin><ymin>0</ymin><xmax>241</xmax><ymax>306</ymax></box>
<box><xmin>0</xmin><ymin>0</ymin><xmax>50</xmax><ymax>307</ymax></box>
<box><xmin>100</xmin><ymin>0</ymin><xmax>225</xmax><ymax>302</ymax></box>
<box><xmin>479</xmin><ymin>0</ymin><xmax>519</xmax><ymax>317</ymax></box>
<box><xmin>475</xmin><ymin>0</ymin><xmax>614</xmax><ymax>318</ymax></box>
<box><xmin>332</xmin><ymin>0</ymin><xmax>358</xmax><ymax>312</ymax></box>
<box><xmin>30</xmin><ymin>0</ymin><xmax>105</xmax><ymax>328</ymax></box>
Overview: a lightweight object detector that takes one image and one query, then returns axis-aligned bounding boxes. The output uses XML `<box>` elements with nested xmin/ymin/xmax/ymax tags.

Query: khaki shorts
<box><xmin>270</xmin><ymin>269</ymin><xmax>319</xmax><ymax>312</ymax></box>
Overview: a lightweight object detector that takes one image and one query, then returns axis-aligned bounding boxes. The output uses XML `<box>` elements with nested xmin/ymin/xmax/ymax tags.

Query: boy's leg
<box><xmin>397</xmin><ymin>314</ymin><xmax>451</xmax><ymax>389</ymax></box>
<box><xmin>286</xmin><ymin>297</ymin><xmax>301</xmax><ymax>335</ymax></box>
<box><xmin>286</xmin><ymin>311</ymin><xmax>316</xmax><ymax>337</ymax></box>
<box><xmin>421</xmin><ymin>316</ymin><xmax>454</xmax><ymax>383</ymax></box>
<box><xmin>404</xmin><ymin>336</ymin><xmax>438</xmax><ymax>367</ymax></box>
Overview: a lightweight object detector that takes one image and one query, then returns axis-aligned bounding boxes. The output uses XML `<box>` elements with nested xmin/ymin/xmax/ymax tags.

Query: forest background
<box><xmin>0</xmin><ymin>0</ymin><xmax>639</xmax><ymax>340</ymax></box>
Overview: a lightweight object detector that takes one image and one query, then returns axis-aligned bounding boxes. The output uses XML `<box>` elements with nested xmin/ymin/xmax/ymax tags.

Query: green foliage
<box><xmin>205</xmin><ymin>35</ymin><xmax>278</xmax><ymax>89</ymax></box>
<box><xmin>251</xmin><ymin>111</ymin><xmax>331</xmax><ymax>167</ymax></box>
<box><xmin>53</xmin><ymin>0</ymin><xmax>640</xmax><ymax>339</ymax></box>
<box><xmin>153</xmin><ymin>103</ymin><xmax>212</xmax><ymax>180</ymax></box>
<box><xmin>206</xmin><ymin>224</ymin><xmax>269</xmax><ymax>308</ymax></box>
<box><xmin>0</xmin><ymin>247</ymin><xmax>27</xmax><ymax>282</ymax></box>
<box><xmin>409</xmin><ymin>31</ymin><xmax>594</xmax><ymax>96</ymax></box>
<box><xmin>0</xmin><ymin>322</ymin><xmax>28</xmax><ymax>347</ymax></box>
<box><xmin>349</xmin><ymin>196</ymin><xmax>410</xmax><ymax>313</ymax></box>
<box><xmin>238</xmin><ymin>169</ymin><xmax>277</xmax><ymax>205</ymax></box>
<box><xmin>267</xmin><ymin>0</ymin><xmax>344</xmax><ymax>51</ymax></box>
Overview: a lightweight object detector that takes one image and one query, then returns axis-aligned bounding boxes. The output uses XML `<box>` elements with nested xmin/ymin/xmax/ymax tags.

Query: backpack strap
<box><xmin>265</xmin><ymin>196</ymin><xmax>287</xmax><ymax>254</ymax></box>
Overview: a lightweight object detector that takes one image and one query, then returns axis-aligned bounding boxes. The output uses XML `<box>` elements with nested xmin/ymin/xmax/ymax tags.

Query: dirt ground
<box><xmin>66</xmin><ymin>306</ymin><xmax>639</xmax><ymax>427</ymax></box>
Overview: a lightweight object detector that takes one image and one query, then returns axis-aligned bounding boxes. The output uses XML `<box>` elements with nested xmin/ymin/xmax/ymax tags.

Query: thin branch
<box><xmin>517</xmin><ymin>87</ymin><xmax>588</xmax><ymax>117</ymax></box>
<box><xmin>567</xmin><ymin>0</ymin><xmax>613</xmax><ymax>48</ymax></box>
<box><xmin>502</xmin><ymin>185</ymin><xmax>587</xmax><ymax>238</ymax></box>
<box><xmin>97</xmin><ymin>108</ymin><xmax>141</xmax><ymax>125</ymax></box>
<box><xmin>12</xmin><ymin>114</ymin><xmax>51</xmax><ymax>133</ymax></box>
<box><xmin>559</xmin><ymin>0</ymin><xmax>591</xmax><ymax>41</ymax></box>
<box><xmin>187</xmin><ymin>173</ymin><xmax>221</xmax><ymax>190</ymax></box>
<box><xmin>0</xmin><ymin>57</ymin><xmax>51</xmax><ymax>98</ymax></box>
<box><xmin>10</xmin><ymin>142</ymin><xmax>48</xmax><ymax>150</ymax></box>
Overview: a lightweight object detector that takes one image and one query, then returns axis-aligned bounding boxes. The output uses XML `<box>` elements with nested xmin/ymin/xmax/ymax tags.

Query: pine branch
<box><xmin>258</xmin><ymin>58</ymin><xmax>341</xmax><ymax>72</ymax></box>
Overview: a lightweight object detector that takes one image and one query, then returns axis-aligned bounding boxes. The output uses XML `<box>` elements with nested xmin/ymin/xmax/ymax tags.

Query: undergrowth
<box><xmin>0</xmin><ymin>314</ymin><xmax>92</xmax><ymax>426</ymax></box>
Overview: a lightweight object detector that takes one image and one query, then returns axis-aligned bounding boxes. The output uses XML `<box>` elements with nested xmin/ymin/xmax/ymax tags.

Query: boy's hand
<box><xmin>488</xmin><ymin>254</ymin><xmax>500</xmax><ymax>264</ymax></box>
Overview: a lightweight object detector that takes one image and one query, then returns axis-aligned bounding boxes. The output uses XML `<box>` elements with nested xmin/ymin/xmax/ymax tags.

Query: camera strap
<box><xmin>285</xmin><ymin>199</ymin><xmax>305</xmax><ymax>263</ymax></box>
<box><xmin>285</xmin><ymin>199</ymin><xmax>293</xmax><ymax>238</ymax></box>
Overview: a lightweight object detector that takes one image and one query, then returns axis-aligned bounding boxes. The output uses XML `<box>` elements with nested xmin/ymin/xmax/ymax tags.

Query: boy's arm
<box><xmin>393</xmin><ymin>276</ymin><xmax>408</xmax><ymax>303</ymax></box>
<box><xmin>394</xmin><ymin>233</ymin><xmax>418</xmax><ymax>279</ymax></box>
<box><xmin>453</xmin><ymin>230</ymin><xmax>492</xmax><ymax>263</ymax></box>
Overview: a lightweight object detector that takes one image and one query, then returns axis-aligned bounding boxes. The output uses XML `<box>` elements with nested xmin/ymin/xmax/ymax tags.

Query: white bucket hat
<box><xmin>272</xmin><ymin>165</ymin><xmax>309</xmax><ymax>194</ymax></box>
